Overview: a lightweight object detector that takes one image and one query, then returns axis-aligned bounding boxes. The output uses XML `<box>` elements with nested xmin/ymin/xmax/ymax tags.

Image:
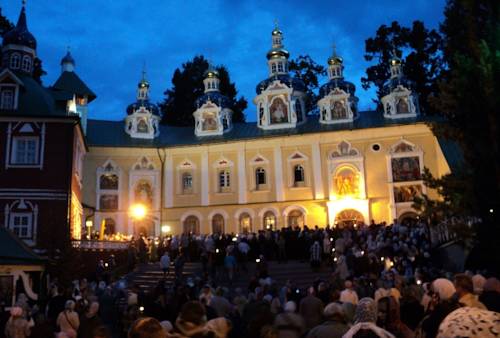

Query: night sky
<box><xmin>3</xmin><ymin>1</ymin><xmax>445</xmax><ymax>122</ymax></box>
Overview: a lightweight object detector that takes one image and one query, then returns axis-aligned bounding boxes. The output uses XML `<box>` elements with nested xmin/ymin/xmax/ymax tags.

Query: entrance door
<box><xmin>335</xmin><ymin>209</ymin><xmax>364</xmax><ymax>228</ymax></box>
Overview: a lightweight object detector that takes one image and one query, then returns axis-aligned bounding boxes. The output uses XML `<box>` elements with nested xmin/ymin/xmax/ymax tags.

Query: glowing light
<box><xmin>256</xmin><ymin>258</ymin><xmax>261</xmax><ymax>263</ymax></box>
<box><xmin>490</xmin><ymin>209</ymin><xmax>494</xmax><ymax>213</ymax></box>
<box><xmin>417</xmin><ymin>280</ymin><xmax>422</xmax><ymax>285</ymax></box>
<box><xmin>266</xmin><ymin>225</ymin><xmax>271</xmax><ymax>229</ymax></box>
<box><xmin>381</xmin><ymin>257</ymin><xmax>384</xmax><ymax>262</ymax></box>
<box><xmin>331</xmin><ymin>248</ymin><xmax>336</xmax><ymax>252</ymax></box>
<box><xmin>330</xmin><ymin>238</ymin><xmax>333</xmax><ymax>242</ymax></box>
<box><xmin>139</xmin><ymin>306</ymin><xmax>144</xmax><ymax>312</ymax></box>
<box><xmin>216</xmin><ymin>248</ymin><xmax>220</xmax><ymax>253</ymax></box>
<box><xmin>104</xmin><ymin>263</ymin><xmax>109</xmax><ymax>267</ymax></box>
<box><xmin>333</xmin><ymin>257</ymin><xmax>338</xmax><ymax>262</ymax></box>
<box><xmin>232</xmin><ymin>237</ymin><xmax>237</xmax><ymax>242</ymax></box>
<box><xmin>161</xmin><ymin>225</ymin><xmax>171</xmax><ymax>233</ymax></box>
<box><xmin>130</xmin><ymin>204</ymin><xmax>147</xmax><ymax>219</ymax></box>
<box><xmin>361</xmin><ymin>250</ymin><xmax>365</xmax><ymax>255</ymax></box>
<box><xmin>85</xmin><ymin>220</ymin><xmax>93</xmax><ymax>228</ymax></box>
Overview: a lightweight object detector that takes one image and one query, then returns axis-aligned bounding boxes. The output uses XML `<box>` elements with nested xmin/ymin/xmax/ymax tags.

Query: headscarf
<box><xmin>9</xmin><ymin>306</ymin><xmax>23</xmax><ymax>317</ymax></box>
<box><xmin>472</xmin><ymin>274</ymin><xmax>486</xmax><ymax>294</ymax></box>
<box><xmin>432</xmin><ymin>278</ymin><xmax>456</xmax><ymax>301</ymax></box>
<box><xmin>437</xmin><ymin>307</ymin><xmax>500</xmax><ymax>338</ymax></box>
<box><xmin>205</xmin><ymin>318</ymin><xmax>231</xmax><ymax>338</ymax></box>
<box><xmin>355</xmin><ymin>297</ymin><xmax>378</xmax><ymax>323</ymax></box>
<box><xmin>323</xmin><ymin>302</ymin><xmax>344</xmax><ymax>320</ymax></box>
<box><xmin>284</xmin><ymin>301</ymin><xmax>296</xmax><ymax>313</ymax></box>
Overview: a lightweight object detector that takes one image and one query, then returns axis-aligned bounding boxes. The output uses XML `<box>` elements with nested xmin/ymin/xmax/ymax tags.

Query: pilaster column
<box><xmin>237</xmin><ymin>148</ymin><xmax>247</xmax><ymax>204</ymax></box>
<box><xmin>165</xmin><ymin>155</ymin><xmax>173</xmax><ymax>208</ymax></box>
<box><xmin>201</xmin><ymin>151</ymin><xmax>209</xmax><ymax>206</ymax></box>
<box><xmin>311</xmin><ymin>141</ymin><xmax>324</xmax><ymax>199</ymax></box>
<box><xmin>274</xmin><ymin>145</ymin><xmax>285</xmax><ymax>201</ymax></box>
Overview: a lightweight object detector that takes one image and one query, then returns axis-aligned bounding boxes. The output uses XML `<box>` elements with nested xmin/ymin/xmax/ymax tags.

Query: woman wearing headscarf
<box><xmin>56</xmin><ymin>300</ymin><xmax>80</xmax><ymax>338</ymax></box>
<box><xmin>4</xmin><ymin>307</ymin><xmax>30</xmax><ymax>338</ymax></box>
<box><xmin>307</xmin><ymin>302</ymin><xmax>349</xmax><ymax>338</ymax></box>
<box><xmin>415</xmin><ymin>278</ymin><xmax>459</xmax><ymax>338</ymax></box>
<box><xmin>377</xmin><ymin>296</ymin><xmax>414</xmax><ymax>338</ymax></box>
<box><xmin>479</xmin><ymin>277</ymin><xmax>500</xmax><ymax>312</ymax></box>
<box><xmin>436</xmin><ymin>307</ymin><xmax>500</xmax><ymax>338</ymax></box>
<box><xmin>342</xmin><ymin>298</ymin><xmax>395</xmax><ymax>338</ymax></box>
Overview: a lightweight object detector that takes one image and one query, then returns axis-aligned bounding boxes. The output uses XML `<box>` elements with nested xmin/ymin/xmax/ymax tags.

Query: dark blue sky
<box><xmin>3</xmin><ymin>1</ymin><xmax>445</xmax><ymax>122</ymax></box>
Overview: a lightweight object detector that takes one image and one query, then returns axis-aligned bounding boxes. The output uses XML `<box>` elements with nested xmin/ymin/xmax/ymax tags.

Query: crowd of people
<box><xmin>2</xmin><ymin>219</ymin><xmax>500</xmax><ymax>338</ymax></box>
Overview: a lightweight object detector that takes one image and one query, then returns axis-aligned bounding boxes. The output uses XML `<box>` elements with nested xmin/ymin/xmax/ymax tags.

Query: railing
<box><xmin>71</xmin><ymin>240</ymin><xmax>130</xmax><ymax>251</ymax></box>
<box><xmin>429</xmin><ymin>216</ymin><xmax>479</xmax><ymax>247</ymax></box>
<box><xmin>430</xmin><ymin>222</ymin><xmax>457</xmax><ymax>247</ymax></box>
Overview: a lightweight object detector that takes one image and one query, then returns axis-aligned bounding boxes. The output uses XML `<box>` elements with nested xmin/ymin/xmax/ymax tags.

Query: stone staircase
<box><xmin>126</xmin><ymin>260</ymin><xmax>334</xmax><ymax>293</ymax></box>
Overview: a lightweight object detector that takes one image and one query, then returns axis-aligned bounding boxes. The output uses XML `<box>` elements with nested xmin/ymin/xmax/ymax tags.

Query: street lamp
<box><xmin>85</xmin><ymin>219</ymin><xmax>93</xmax><ymax>240</ymax></box>
<box><xmin>130</xmin><ymin>203</ymin><xmax>147</xmax><ymax>220</ymax></box>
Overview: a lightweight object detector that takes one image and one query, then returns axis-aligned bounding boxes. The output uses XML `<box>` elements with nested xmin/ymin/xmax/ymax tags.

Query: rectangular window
<box><xmin>277</xmin><ymin>62</ymin><xmax>284</xmax><ymax>72</ymax></box>
<box><xmin>11</xmin><ymin>137</ymin><xmax>39</xmax><ymax>165</ymax></box>
<box><xmin>219</xmin><ymin>170</ymin><xmax>230</xmax><ymax>189</ymax></box>
<box><xmin>271</xmin><ymin>63</ymin><xmax>277</xmax><ymax>73</ymax></box>
<box><xmin>99</xmin><ymin>194</ymin><xmax>118</xmax><ymax>211</ymax></box>
<box><xmin>10</xmin><ymin>213</ymin><xmax>32</xmax><ymax>238</ymax></box>
<box><xmin>183</xmin><ymin>174</ymin><xmax>193</xmax><ymax>190</ymax></box>
<box><xmin>1</xmin><ymin>89</ymin><xmax>14</xmax><ymax>110</ymax></box>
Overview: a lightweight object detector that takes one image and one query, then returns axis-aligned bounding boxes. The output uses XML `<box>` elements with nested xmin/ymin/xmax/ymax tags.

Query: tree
<box><xmin>160</xmin><ymin>55</ymin><xmax>247</xmax><ymax>126</ymax></box>
<box><xmin>0</xmin><ymin>7</ymin><xmax>46</xmax><ymax>84</ymax></box>
<box><xmin>362</xmin><ymin>21</ymin><xmax>442</xmax><ymax>113</ymax></box>
<box><xmin>429</xmin><ymin>0</ymin><xmax>500</xmax><ymax>270</ymax></box>
<box><xmin>289</xmin><ymin>55</ymin><xmax>326</xmax><ymax>114</ymax></box>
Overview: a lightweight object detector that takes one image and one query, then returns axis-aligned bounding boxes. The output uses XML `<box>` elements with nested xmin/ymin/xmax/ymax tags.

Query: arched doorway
<box><xmin>183</xmin><ymin>215</ymin><xmax>200</xmax><ymax>235</ymax></box>
<box><xmin>104</xmin><ymin>218</ymin><xmax>116</xmax><ymax>236</ymax></box>
<box><xmin>398</xmin><ymin>211</ymin><xmax>418</xmax><ymax>226</ymax></box>
<box><xmin>287</xmin><ymin>209</ymin><xmax>304</xmax><ymax>228</ymax></box>
<box><xmin>335</xmin><ymin>209</ymin><xmax>364</xmax><ymax>228</ymax></box>
<box><xmin>263</xmin><ymin>211</ymin><xmax>276</xmax><ymax>230</ymax></box>
<box><xmin>239</xmin><ymin>213</ymin><xmax>252</xmax><ymax>233</ymax></box>
<box><xmin>212</xmin><ymin>214</ymin><xmax>224</xmax><ymax>234</ymax></box>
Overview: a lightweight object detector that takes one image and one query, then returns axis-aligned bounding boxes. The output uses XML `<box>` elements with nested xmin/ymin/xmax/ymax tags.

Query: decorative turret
<box><xmin>381</xmin><ymin>50</ymin><xmax>419</xmax><ymax>119</ymax></box>
<box><xmin>53</xmin><ymin>49</ymin><xmax>96</xmax><ymax>133</ymax></box>
<box><xmin>1</xmin><ymin>1</ymin><xmax>36</xmax><ymax>75</ymax></box>
<box><xmin>125</xmin><ymin>67</ymin><xmax>160</xmax><ymax>139</ymax></box>
<box><xmin>254</xmin><ymin>22</ymin><xmax>306</xmax><ymax>130</ymax></box>
<box><xmin>61</xmin><ymin>48</ymin><xmax>75</xmax><ymax>73</ymax></box>
<box><xmin>317</xmin><ymin>44</ymin><xmax>358</xmax><ymax>124</ymax></box>
<box><xmin>193</xmin><ymin>62</ymin><xmax>233</xmax><ymax>137</ymax></box>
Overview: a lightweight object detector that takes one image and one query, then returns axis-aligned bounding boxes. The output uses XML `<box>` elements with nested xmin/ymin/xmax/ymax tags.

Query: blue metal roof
<box><xmin>256</xmin><ymin>74</ymin><xmax>306</xmax><ymax>94</ymax></box>
<box><xmin>319</xmin><ymin>78</ymin><xmax>356</xmax><ymax>99</ymax></box>
<box><xmin>86</xmin><ymin>111</ymin><xmax>439</xmax><ymax>149</ymax></box>
<box><xmin>195</xmin><ymin>91</ymin><xmax>231</xmax><ymax>109</ymax></box>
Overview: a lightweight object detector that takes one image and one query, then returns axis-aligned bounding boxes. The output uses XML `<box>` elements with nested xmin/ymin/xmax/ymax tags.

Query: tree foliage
<box><xmin>289</xmin><ymin>55</ymin><xmax>326</xmax><ymax>114</ymax></box>
<box><xmin>362</xmin><ymin>21</ymin><xmax>442</xmax><ymax>113</ymax></box>
<box><xmin>0</xmin><ymin>7</ymin><xmax>46</xmax><ymax>84</ymax></box>
<box><xmin>160</xmin><ymin>55</ymin><xmax>247</xmax><ymax>126</ymax></box>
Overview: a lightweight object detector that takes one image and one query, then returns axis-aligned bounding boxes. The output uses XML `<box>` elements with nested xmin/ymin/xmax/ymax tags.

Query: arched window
<box><xmin>21</xmin><ymin>55</ymin><xmax>32</xmax><ymax>72</ymax></box>
<box><xmin>100</xmin><ymin>174</ymin><xmax>119</xmax><ymax>190</ymax></box>
<box><xmin>255</xmin><ymin>167</ymin><xmax>266</xmax><ymax>187</ymax></box>
<box><xmin>182</xmin><ymin>172</ymin><xmax>193</xmax><ymax>193</ymax></box>
<box><xmin>271</xmin><ymin>63</ymin><xmax>277</xmax><ymax>73</ymax></box>
<box><xmin>263</xmin><ymin>211</ymin><xmax>276</xmax><ymax>230</ymax></box>
<box><xmin>183</xmin><ymin>215</ymin><xmax>200</xmax><ymax>234</ymax></box>
<box><xmin>10</xmin><ymin>53</ymin><xmax>21</xmax><ymax>69</ymax></box>
<box><xmin>239</xmin><ymin>213</ymin><xmax>252</xmax><ymax>233</ymax></box>
<box><xmin>219</xmin><ymin>170</ymin><xmax>230</xmax><ymax>190</ymax></box>
<box><xmin>212</xmin><ymin>214</ymin><xmax>224</xmax><ymax>234</ymax></box>
<box><xmin>335</xmin><ymin>209</ymin><xmax>364</xmax><ymax>228</ymax></box>
<box><xmin>137</xmin><ymin>119</ymin><xmax>149</xmax><ymax>133</ymax></box>
<box><xmin>287</xmin><ymin>210</ymin><xmax>304</xmax><ymax>228</ymax></box>
<box><xmin>293</xmin><ymin>165</ymin><xmax>305</xmax><ymax>186</ymax></box>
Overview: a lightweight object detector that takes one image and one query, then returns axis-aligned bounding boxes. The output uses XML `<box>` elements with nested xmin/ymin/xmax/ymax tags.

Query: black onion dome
<box><xmin>319</xmin><ymin>78</ymin><xmax>356</xmax><ymax>99</ymax></box>
<box><xmin>60</xmin><ymin>51</ymin><xmax>75</xmax><ymax>65</ymax></box>
<box><xmin>3</xmin><ymin>6</ymin><xmax>37</xmax><ymax>50</ymax></box>
<box><xmin>382</xmin><ymin>76</ymin><xmax>414</xmax><ymax>96</ymax></box>
<box><xmin>195</xmin><ymin>91</ymin><xmax>231</xmax><ymax>109</ymax></box>
<box><xmin>256</xmin><ymin>74</ymin><xmax>306</xmax><ymax>95</ymax></box>
<box><xmin>126</xmin><ymin>99</ymin><xmax>160</xmax><ymax>116</ymax></box>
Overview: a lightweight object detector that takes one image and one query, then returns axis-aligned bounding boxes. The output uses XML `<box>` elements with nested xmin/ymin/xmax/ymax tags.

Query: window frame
<box><xmin>293</xmin><ymin>164</ymin><xmax>305</xmax><ymax>187</ymax></box>
<box><xmin>11</xmin><ymin>136</ymin><xmax>39</xmax><ymax>165</ymax></box>
<box><xmin>255</xmin><ymin>167</ymin><xmax>266</xmax><ymax>186</ymax></box>
<box><xmin>219</xmin><ymin>169</ymin><xmax>231</xmax><ymax>191</ymax></box>
<box><xmin>182</xmin><ymin>172</ymin><xmax>193</xmax><ymax>194</ymax></box>
<box><xmin>21</xmin><ymin>55</ymin><xmax>32</xmax><ymax>72</ymax></box>
<box><xmin>9</xmin><ymin>212</ymin><xmax>33</xmax><ymax>239</ymax></box>
<box><xmin>10</xmin><ymin>53</ymin><xmax>21</xmax><ymax>69</ymax></box>
<box><xmin>0</xmin><ymin>89</ymin><xmax>15</xmax><ymax>110</ymax></box>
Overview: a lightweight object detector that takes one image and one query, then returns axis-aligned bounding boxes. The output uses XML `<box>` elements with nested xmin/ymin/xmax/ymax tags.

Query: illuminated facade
<box><xmin>79</xmin><ymin>25</ymin><xmax>456</xmax><ymax>237</ymax></box>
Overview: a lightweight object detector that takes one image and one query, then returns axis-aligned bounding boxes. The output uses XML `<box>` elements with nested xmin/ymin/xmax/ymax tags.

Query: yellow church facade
<box><xmin>82</xmin><ymin>120</ymin><xmax>452</xmax><ymax>237</ymax></box>
<box><xmin>81</xmin><ymin>26</ymin><xmax>455</xmax><ymax>237</ymax></box>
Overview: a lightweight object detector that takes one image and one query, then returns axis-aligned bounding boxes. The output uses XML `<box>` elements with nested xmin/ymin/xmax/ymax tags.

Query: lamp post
<box><xmin>85</xmin><ymin>219</ymin><xmax>93</xmax><ymax>240</ymax></box>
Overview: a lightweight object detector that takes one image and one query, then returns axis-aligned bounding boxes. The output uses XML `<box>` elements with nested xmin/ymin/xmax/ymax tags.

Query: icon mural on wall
<box><xmin>396</xmin><ymin>97</ymin><xmax>409</xmax><ymax>114</ymax></box>
<box><xmin>99</xmin><ymin>194</ymin><xmax>118</xmax><ymax>211</ymax></box>
<box><xmin>202</xmin><ymin>112</ymin><xmax>218</xmax><ymax>131</ymax></box>
<box><xmin>331</xmin><ymin>100</ymin><xmax>347</xmax><ymax>119</ymax></box>
<box><xmin>391</xmin><ymin>156</ymin><xmax>421</xmax><ymax>182</ymax></box>
<box><xmin>270</xmin><ymin>98</ymin><xmax>288</xmax><ymax>124</ymax></box>
<box><xmin>137</xmin><ymin>119</ymin><xmax>149</xmax><ymax>133</ymax></box>
<box><xmin>134</xmin><ymin>180</ymin><xmax>153</xmax><ymax>207</ymax></box>
<box><xmin>334</xmin><ymin>167</ymin><xmax>359</xmax><ymax>197</ymax></box>
<box><xmin>394</xmin><ymin>184</ymin><xmax>422</xmax><ymax>203</ymax></box>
